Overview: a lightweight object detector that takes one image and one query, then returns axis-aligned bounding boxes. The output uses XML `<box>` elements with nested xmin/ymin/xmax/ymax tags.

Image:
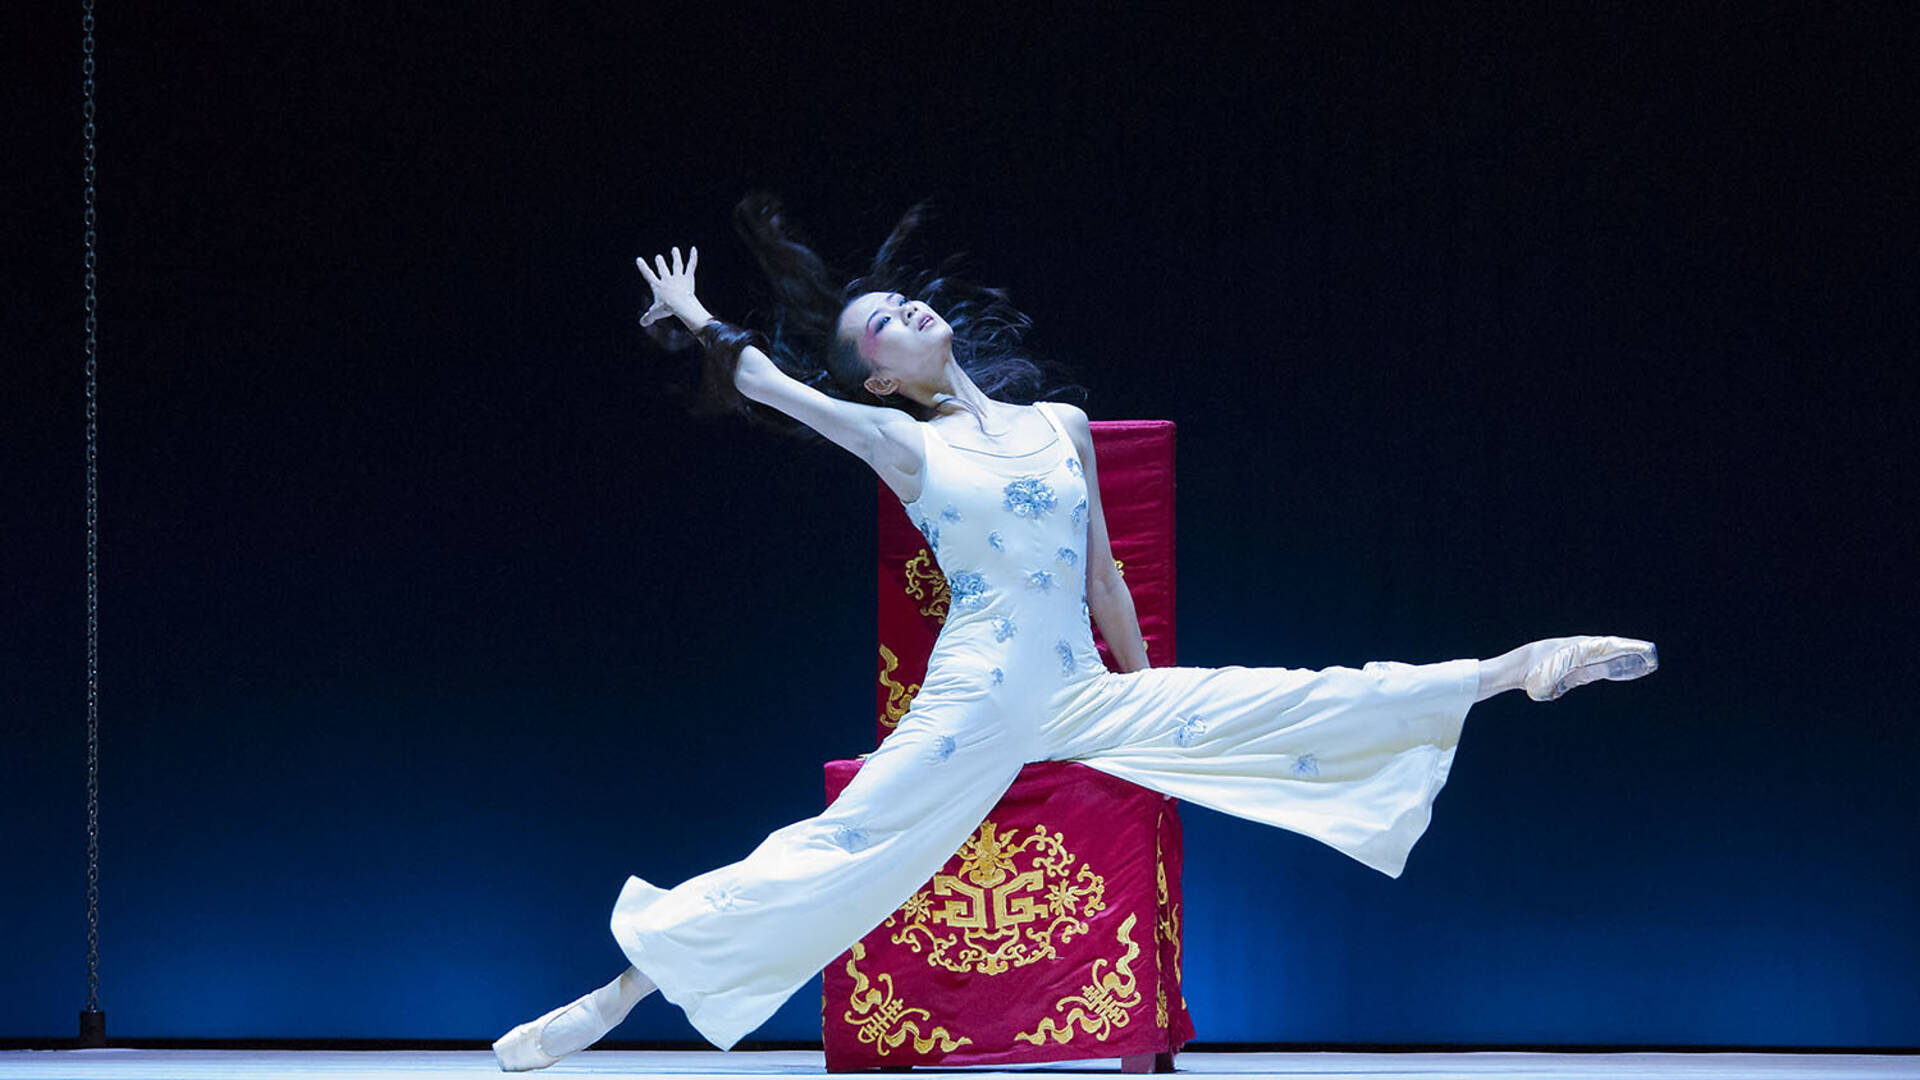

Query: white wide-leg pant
<box><xmin>610</xmin><ymin>656</ymin><xmax>1480</xmax><ymax>1050</ymax></box>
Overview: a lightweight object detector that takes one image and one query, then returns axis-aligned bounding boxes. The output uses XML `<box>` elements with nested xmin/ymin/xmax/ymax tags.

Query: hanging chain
<box><xmin>82</xmin><ymin>0</ymin><xmax>102</xmax><ymax>1019</ymax></box>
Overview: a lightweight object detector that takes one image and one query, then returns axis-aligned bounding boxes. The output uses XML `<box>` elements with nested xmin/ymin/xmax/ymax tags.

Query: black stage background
<box><xmin>5</xmin><ymin>1</ymin><xmax>1914</xmax><ymax>1047</ymax></box>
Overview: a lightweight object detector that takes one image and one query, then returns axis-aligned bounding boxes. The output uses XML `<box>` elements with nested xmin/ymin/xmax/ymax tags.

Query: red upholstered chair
<box><xmin>822</xmin><ymin>421</ymin><xmax>1193</xmax><ymax>1073</ymax></box>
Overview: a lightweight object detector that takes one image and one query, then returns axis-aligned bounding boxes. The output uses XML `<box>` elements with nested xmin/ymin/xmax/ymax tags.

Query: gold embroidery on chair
<box><xmin>842</xmin><ymin>941</ymin><xmax>972</xmax><ymax>1056</ymax></box>
<box><xmin>1167</xmin><ymin>901</ymin><xmax>1183</xmax><ymax>1010</ymax></box>
<box><xmin>1154</xmin><ymin>811</ymin><xmax>1168</xmax><ymax>910</ymax></box>
<box><xmin>1153</xmin><ymin>809</ymin><xmax>1185</xmax><ymax>1011</ymax></box>
<box><xmin>1112</xmin><ymin>557</ymin><xmax>1125</xmax><ymax>578</ymax></box>
<box><xmin>1013</xmin><ymin>912</ymin><xmax>1144</xmax><ymax>1046</ymax></box>
<box><xmin>903</xmin><ymin>549</ymin><xmax>950</xmax><ymax>622</ymax></box>
<box><xmin>886</xmin><ymin>820</ymin><xmax>1107</xmax><ymax>976</ymax></box>
<box><xmin>876</xmin><ymin>644</ymin><xmax>920</xmax><ymax>730</ymax></box>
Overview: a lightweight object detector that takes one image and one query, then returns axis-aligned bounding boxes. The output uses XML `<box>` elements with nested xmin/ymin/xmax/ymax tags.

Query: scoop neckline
<box><xmin>924</xmin><ymin>403</ymin><xmax>1064</xmax><ymax>458</ymax></box>
<box><xmin>905</xmin><ymin>403</ymin><xmax>1075</xmax><ymax>511</ymax></box>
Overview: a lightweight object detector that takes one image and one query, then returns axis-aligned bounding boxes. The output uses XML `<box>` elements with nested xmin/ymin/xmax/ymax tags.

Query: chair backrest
<box><xmin>874</xmin><ymin>419</ymin><xmax>1176</xmax><ymax>746</ymax></box>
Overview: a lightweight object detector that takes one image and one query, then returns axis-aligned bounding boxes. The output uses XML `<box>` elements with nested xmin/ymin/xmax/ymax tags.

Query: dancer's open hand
<box><xmin>636</xmin><ymin>246</ymin><xmax>700</xmax><ymax>327</ymax></box>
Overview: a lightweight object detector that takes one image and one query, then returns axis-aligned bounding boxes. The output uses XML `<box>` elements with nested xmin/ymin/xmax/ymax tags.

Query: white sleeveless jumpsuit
<box><xmin>610</xmin><ymin>403</ymin><xmax>1482</xmax><ymax>1050</ymax></box>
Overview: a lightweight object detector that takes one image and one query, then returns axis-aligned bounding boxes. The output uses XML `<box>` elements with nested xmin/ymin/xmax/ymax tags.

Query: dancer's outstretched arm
<box><xmin>637</xmin><ymin>246</ymin><xmax>919</xmax><ymax>478</ymax></box>
<box><xmin>1045</xmin><ymin>402</ymin><xmax>1150</xmax><ymax>672</ymax></box>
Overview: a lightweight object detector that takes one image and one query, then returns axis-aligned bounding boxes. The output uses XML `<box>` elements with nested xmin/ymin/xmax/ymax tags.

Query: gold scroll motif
<box><xmin>1154</xmin><ymin>808</ymin><xmax>1185</xmax><ymax>1011</ymax></box>
<box><xmin>842</xmin><ymin>941</ymin><xmax>972</xmax><ymax>1056</ymax></box>
<box><xmin>886</xmin><ymin>820</ymin><xmax>1107</xmax><ymax>976</ymax></box>
<box><xmin>1013</xmin><ymin>912</ymin><xmax>1144</xmax><ymax>1046</ymax></box>
<box><xmin>1113</xmin><ymin>558</ymin><xmax>1125</xmax><ymax>578</ymax></box>
<box><xmin>903</xmin><ymin>549</ymin><xmax>950</xmax><ymax>622</ymax></box>
<box><xmin>876</xmin><ymin>644</ymin><xmax>920</xmax><ymax>730</ymax></box>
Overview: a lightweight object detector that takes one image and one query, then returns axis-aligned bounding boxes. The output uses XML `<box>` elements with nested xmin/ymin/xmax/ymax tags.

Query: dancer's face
<box><xmin>837</xmin><ymin>290</ymin><xmax>952</xmax><ymax>396</ymax></box>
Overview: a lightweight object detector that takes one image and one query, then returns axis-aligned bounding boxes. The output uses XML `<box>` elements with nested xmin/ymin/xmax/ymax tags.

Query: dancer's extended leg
<box><xmin>1475</xmin><ymin>635</ymin><xmax>1658</xmax><ymax>703</ymax></box>
<box><xmin>493</xmin><ymin>965</ymin><xmax>657</xmax><ymax>1072</ymax></box>
<box><xmin>1039</xmin><ymin>655</ymin><xmax>1485</xmax><ymax>879</ymax></box>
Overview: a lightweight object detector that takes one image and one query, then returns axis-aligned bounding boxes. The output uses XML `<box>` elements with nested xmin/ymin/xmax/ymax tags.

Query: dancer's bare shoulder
<box><xmin>1036</xmin><ymin>401</ymin><xmax>1093</xmax><ymax>459</ymax></box>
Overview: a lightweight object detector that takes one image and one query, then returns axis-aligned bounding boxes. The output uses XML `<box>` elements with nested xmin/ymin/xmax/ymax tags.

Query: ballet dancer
<box><xmin>491</xmin><ymin>195</ymin><xmax>1657</xmax><ymax>1070</ymax></box>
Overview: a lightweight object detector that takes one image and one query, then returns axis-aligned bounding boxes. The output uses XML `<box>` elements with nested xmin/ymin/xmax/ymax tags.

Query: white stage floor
<box><xmin>1</xmin><ymin>1050</ymin><xmax>1915</xmax><ymax>1079</ymax></box>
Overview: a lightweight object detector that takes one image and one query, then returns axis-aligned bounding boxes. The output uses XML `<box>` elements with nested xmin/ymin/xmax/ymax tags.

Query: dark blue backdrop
<box><xmin>6</xmin><ymin>1</ymin><xmax>1914</xmax><ymax>1048</ymax></box>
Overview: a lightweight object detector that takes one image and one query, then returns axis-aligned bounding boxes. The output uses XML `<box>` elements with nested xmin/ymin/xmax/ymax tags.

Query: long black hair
<box><xmin>650</xmin><ymin>192</ymin><xmax>1086</xmax><ymax>438</ymax></box>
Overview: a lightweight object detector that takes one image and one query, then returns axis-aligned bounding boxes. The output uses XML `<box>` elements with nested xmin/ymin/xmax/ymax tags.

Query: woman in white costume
<box><xmin>492</xmin><ymin>196</ymin><xmax>1658</xmax><ymax>1071</ymax></box>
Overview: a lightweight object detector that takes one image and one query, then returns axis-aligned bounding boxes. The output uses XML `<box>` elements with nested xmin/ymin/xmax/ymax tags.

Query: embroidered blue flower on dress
<box><xmin>1291</xmin><ymin>753</ymin><xmax>1320</xmax><ymax>778</ymax></box>
<box><xmin>947</xmin><ymin>570</ymin><xmax>990</xmax><ymax>611</ymax></box>
<box><xmin>1065</xmin><ymin>455</ymin><xmax>1083</xmax><ymax>478</ymax></box>
<box><xmin>830</xmin><ymin>824</ymin><xmax>872</xmax><ymax>852</ymax></box>
<box><xmin>1056</xmin><ymin>639</ymin><xmax>1075</xmax><ymax>675</ymax></box>
<box><xmin>1070</xmin><ymin>497</ymin><xmax>1088</xmax><ymax>527</ymax></box>
<box><xmin>990</xmin><ymin>667</ymin><xmax>1004</xmax><ymax>686</ymax></box>
<box><xmin>987</xmin><ymin>530</ymin><xmax>1005</xmax><ymax>551</ymax></box>
<box><xmin>1172</xmin><ymin>713</ymin><xmax>1208</xmax><ymax>748</ymax></box>
<box><xmin>1056</xmin><ymin>547</ymin><xmax>1079</xmax><ymax>568</ymax></box>
<box><xmin>915</xmin><ymin>518</ymin><xmax>941</xmax><ymax>555</ymax></box>
<box><xmin>1003</xmin><ymin>477</ymin><xmax>1058</xmax><ymax>519</ymax></box>
<box><xmin>703</xmin><ymin>882</ymin><xmax>742</xmax><ymax>911</ymax></box>
<box><xmin>932</xmin><ymin>734</ymin><xmax>957</xmax><ymax>761</ymax></box>
<box><xmin>991</xmin><ymin>616</ymin><xmax>1017</xmax><ymax>642</ymax></box>
<box><xmin>1026</xmin><ymin>569</ymin><xmax>1057</xmax><ymax>593</ymax></box>
<box><xmin>940</xmin><ymin>504</ymin><xmax>963</xmax><ymax>523</ymax></box>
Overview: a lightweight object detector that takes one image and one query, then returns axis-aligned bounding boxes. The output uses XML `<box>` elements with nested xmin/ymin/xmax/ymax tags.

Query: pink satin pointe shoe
<box><xmin>491</xmin><ymin>995</ymin><xmax>609</xmax><ymax>1072</ymax></box>
<box><xmin>1524</xmin><ymin>636</ymin><xmax>1658</xmax><ymax>702</ymax></box>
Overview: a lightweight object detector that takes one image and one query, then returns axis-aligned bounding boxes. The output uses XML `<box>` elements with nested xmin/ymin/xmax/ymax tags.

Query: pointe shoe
<box><xmin>1524</xmin><ymin>636</ymin><xmax>1658</xmax><ymax>702</ymax></box>
<box><xmin>492</xmin><ymin>995</ymin><xmax>607</xmax><ymax>1072</ymax></box>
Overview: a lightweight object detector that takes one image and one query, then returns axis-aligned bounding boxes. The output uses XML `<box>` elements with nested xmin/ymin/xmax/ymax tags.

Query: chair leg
<box><xmin>1121</xmin><ymin>1050</ymin><xmax>1177</xmax><ymax>1073</ymax></box>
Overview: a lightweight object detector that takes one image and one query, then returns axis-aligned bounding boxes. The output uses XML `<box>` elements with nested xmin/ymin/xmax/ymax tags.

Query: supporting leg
<box><xmin>493</xmin><ymin>966</ymin><xmax>657</xmax><ymax>1072</ymax></box>
<box><xmin>612</xmin><ymin>712</ymin><xmax>1029</xmax><ymax>1053</ymax></box>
